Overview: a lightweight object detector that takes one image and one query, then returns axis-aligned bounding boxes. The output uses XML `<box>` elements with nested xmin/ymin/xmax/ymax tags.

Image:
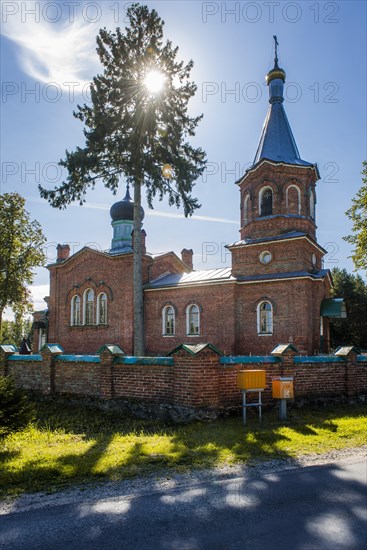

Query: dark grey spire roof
<box><xmin>253</xmin><ymin>54</ymin><xmax>314</xmax><ymax>168</ymax></box>
<box><xmin>253</xmin><ymin>102</ymin><xmax>313</xmax><ymax>167</ymax></box>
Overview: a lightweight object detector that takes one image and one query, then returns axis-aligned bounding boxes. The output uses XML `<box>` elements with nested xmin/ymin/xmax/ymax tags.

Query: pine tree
<box><xmin>39</xmin><ymin>4</ymin><xmax>206</xmax><ymax>355</ymax></box>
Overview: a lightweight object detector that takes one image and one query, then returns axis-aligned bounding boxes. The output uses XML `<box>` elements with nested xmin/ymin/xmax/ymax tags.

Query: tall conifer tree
<box><xmin>39</xmin><ymin>4</ymin><xmax>206</xmax><ymax>355</ymax></box>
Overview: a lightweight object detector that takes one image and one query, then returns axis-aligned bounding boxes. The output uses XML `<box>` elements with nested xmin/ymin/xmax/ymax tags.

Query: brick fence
<box><xmin>1</xmin><ymin>343</ymin><xmax>366</xmax><ymax>417</ymax></box>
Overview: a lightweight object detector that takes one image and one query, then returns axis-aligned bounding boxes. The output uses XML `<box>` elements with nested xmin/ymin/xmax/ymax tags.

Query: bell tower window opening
<box><xmin>310</xmin><ymin>191</ymin><xmax>315</xmax><ymax>220</ymax></box>
<box><xmin>243</xmin><ymin>194</ymin><xmax>250</xmax><ymax>225</ymax></box>
<box><xmin>286</xmin><ymin>184</ymin><xmax>301</xmax><ymax>214</ymax></box>
<box><xmin>260</xmin><ymin>187</ymin><xmax>273</xmax><ymax>216</ymax></box>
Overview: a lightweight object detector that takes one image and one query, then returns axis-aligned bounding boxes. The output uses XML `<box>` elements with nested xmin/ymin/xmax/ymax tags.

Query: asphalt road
<box><xmin>0</xmin><ymin>458</ymin><xmax>366</xmax><ymax>550</ymax></box>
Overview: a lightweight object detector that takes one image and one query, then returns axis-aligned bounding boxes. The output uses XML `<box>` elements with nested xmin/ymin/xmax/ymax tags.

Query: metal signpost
<box><xmin>237</xmin><ymin>370</ymin><xmax>266</xmax><ymax>426</ymax></box>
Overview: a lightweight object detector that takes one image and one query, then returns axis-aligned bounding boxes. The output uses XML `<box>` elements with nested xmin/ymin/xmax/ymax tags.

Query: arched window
<box><xmin>309</xmin><ymin>192</ymin><xmax>315</xmax><ymax>220</ymax></box>
<box><xmin>260</xmin><ymin>187</ymin><xmax>273</xmax><ymax>216</ymax></box>
<box><xmin>257</xmin><ymin>301</ymin><xmax>273</xmax><ymax>335</ymax></box>
<box><xmin>243</xmin><ymin>194</ymin><xmax>250</xmax><ymax>225</ymax></box>
<box><xmin>97</xmin><ymin>293</ymin><xmax>107</xmax><ymax>325</ymax></box>
<box><xmin>186</xmin><ymin>304</ymin><xmax>200</xmax><ymax>336</ymax></box>
<box><xmin>162</xmin><ymin>305</ymin><xmax>175</xmax><ymax>336</ymax></box>
<box><xmin>286</xmin><ymin>185</ymin><xmax>301</xmax><ymax>214</ymax></box>
<box><xmin>83</xmin><ymin>289</ymin><xmax>94</xmax><ymax>325</ymax></box>
<box><xmin>38</xmin><ymin>328</ymin><xmax>47</xmax><ymax>350</ymax></box>
<box><xmin>70</xmin><ymin>295</ymin><xmax>80</xmax><ymax>326</ymax></box>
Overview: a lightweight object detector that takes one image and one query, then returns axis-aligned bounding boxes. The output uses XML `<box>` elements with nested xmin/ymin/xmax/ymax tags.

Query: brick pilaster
<box><xmin>271</xmin><ymin>344</ymin><xmax>297</xmax><ymax>377</ymax></box>
<box><xmin>98</xmin><ymin>344</ymin><xmax>125</xmax><ymax>399</ymax></box>
<box><xmin>170</xmin><ymin>345</ymin><xmax>222</xmax><ymax>408</ymax></box>
<box><xmin>40</xmin><ymin>344</ymin><xmax>63</xmax><ymax>394</ymax></box>
<box><xmin>344</xmin><ymin>350</ymin><xmax>359</xmax><ymax>397</ymax></box>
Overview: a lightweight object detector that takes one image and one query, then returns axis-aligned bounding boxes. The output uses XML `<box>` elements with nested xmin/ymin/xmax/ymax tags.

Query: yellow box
<box><xmin>237</xmin><ymin>370</ymin><xmax>266</xmax><ymax>390</ymax></box>
<box><xmin>272</xmin><ymin>378</ymin><xmax>294</xmax><ymax>399</ymax></box>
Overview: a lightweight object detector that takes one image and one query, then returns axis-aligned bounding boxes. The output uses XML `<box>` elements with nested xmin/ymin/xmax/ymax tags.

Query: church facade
<box><xmin>33</xmin><ymin>54</ymin><xmax>338</xmax><ymax>357</ymax></box>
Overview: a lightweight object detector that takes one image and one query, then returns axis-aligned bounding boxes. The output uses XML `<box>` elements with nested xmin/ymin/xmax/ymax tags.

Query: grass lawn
<box><xmin>1</xmin><ymin>399</ymin><xmax>366</xmax><ymax>498</ymax></box>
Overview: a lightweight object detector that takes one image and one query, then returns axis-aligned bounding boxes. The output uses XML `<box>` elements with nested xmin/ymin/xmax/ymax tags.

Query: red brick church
<box><xmin>33</xmin><ymin>51</ymin><xmax>343</xmax><ymax>357</ymax></box>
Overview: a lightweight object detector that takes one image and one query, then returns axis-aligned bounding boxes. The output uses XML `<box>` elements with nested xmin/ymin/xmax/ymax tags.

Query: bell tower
<box><xmin>229</xmin><ymin>37</ymin><xmax>326</xmax><ymax>278</ymax></box>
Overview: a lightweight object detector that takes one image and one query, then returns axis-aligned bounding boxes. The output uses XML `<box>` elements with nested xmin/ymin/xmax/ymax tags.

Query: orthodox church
<box><xmin>33</xmin><ymin>49</ymin><xmax>343</xmax><ymax>356</ymax></box>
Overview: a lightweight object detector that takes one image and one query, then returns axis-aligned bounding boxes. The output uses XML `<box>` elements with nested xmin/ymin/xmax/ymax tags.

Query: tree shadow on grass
<box><xmin>0</xmin><ymin>432</ymin><xmax>115</xmax><ymax>498</ymax></box>
<box><xmin>0</xmin><ymin>447</ymin><xmax>20</xmax><ymax>463</ymax></box>
<box><xmin>1</xmin><ymin>400</ymin><xmax>365</xmax><ymax>499</ymax></box>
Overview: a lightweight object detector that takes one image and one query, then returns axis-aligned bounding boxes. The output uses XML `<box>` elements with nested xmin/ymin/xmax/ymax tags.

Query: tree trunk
<box><xmin>133</xmin><ymin>179</ymin><xmax>145</xmax><ymax>356</ymax></box>
<box><xmin>0</xmin><ymin>309</ymin><xmax>3</xmax><ymax>341</ymax></box>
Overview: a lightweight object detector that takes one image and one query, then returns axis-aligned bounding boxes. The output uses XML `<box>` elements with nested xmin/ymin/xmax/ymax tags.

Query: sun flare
<box><xmin>143</xmin><ymin>70</ymin><xmax>165</xmax><ymax>93</ymax></box>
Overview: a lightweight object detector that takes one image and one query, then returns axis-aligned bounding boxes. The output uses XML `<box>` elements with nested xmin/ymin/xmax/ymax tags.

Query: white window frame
<box><xmin>96</xmin><ymin>292</ymin><xmax>107</xmax><ymax>325</ymax></box>
<box><xmin>286</xmin><ymin>184</ymin><xmax>301</xmax><ymax>214</ymax></box>
<box><xmin>186</xmin><ymin>304</ymin><xmax>200</xmax><ymax>336</ymax></box>
<box><xmin>38</xmin><ymin>328</ymin><xmax>47</xmax><ymax>351</ymax></box>
<box><xmin>259</xmin><ymin>251</ymin><xmax>272</xmax><ymax>265</ymax></box>
<box><xmin>70</xmin><ymin>295</ymin><xmax>81</xmax><ymax>326</ymax></box>
<box><xmin>162</xmin><ymin>305</ymin><xmax>175</xmax><ymax>336</ymax></box>
<box><xmin>83</xmin><ymin>288</ymin><xmax>94</xmax><ymax>325</ymax></box>
<box><xmin>257</xmin><ymin>301</ymin><xmax>273</xmax><ymax>335</ymax></box>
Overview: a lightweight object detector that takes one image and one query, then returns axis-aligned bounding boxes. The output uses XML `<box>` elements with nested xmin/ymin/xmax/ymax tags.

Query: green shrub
<box><xmin>0</xmin><ymin>376</ymin><xmax>35</xmax><ymax>437</ymax></box>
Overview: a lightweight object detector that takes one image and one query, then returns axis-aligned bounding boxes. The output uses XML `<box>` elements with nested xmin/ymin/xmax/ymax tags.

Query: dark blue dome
<box><xmin>110</xmin><ymin>186</ymin><xmax>144</xmax><ymax>222</ymax></box>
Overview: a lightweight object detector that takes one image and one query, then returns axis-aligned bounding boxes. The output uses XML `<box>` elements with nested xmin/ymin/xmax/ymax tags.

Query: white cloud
<box><xmin>1</xmin><ymin>1</ymin><xmax>100</xmax><ymax>88</ymax></box>
<box><xmin>30</xmin><ymin>284</ymin><xmax>49</xmax><ymax>311</ymax></box>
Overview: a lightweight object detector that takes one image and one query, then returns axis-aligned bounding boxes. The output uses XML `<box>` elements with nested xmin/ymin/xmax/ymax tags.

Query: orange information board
<box><xmin>237</xmin><ymin>370</ymin><xmax>266</xmax><ymax>390</ymax></box>
<box><xmin>272</xmin><ymin>378</ymin><xmax>294</xmax><ymax>399</ymax></box>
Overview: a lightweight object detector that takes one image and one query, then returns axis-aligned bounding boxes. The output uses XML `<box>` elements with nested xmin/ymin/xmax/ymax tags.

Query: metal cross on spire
<box><xmin>273</xmin><ymin>35</ymin><xmax>279</xmax><ymax>66</ymax></box>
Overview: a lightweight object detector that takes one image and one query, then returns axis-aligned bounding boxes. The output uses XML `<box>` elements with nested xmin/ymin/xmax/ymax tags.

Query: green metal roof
<box><xmin>334</xmin><ymin>346</ymin><xmax>360</xmax><ymax>357</ymax></box>
<box><xmin>40</xmin><ymin>343</ymin><xmax>64</xmax><ymax>354</ymax></box>
<box><xmin>320</xmin><ymin>298</ymin><xmax>347</xmax><ymax>318</ymax></box>
<box><xmin>271</xmin><ymin>343</ymin><xmax>300</xmax><ymax>356</ymax></box>
<box><xmin>97</xmin><ymin>344</ymin><xmax>125</xmax><ymax>355</ymax></box>
<box><xmin>0</xmin><ymin>344</ymin><xmax>18</xmax><ymax>354</ymax></box>
<box><xmin>167</xmin><ymin>343</ymin><xmax>223</xmax><ymax>356</ymax></box>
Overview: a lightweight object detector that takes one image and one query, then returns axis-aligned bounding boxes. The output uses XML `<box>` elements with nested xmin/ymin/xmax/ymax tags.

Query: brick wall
<box><xmin>54</xmin><ymin>358</ymin><xmax>101</xmax><ymax>396</ymax></box>
<box><xmin>1</xmin><ymin>345</ymin><xmax>366</xmax><ymax>417</ymax></box>
<box><xmin>231</xmin><ymin>237</ymin><xmax>324</xmax><ymax>278</ymax></box>
<box><xmin>144</xmin><ymin>284</ymin><xmax>236</xmax><ymax>356</ymax></box>
<box><xmin>45</xmin><ymin>248</ymin><xmax>188</xmax><ymax>356</ymax></box>
<box><xmin>7</xmin><ymin>358</ymin><xmax>43</xmax><ymax>391</ymax></box>
<box><xmin>216</xmin><ymin>357</ymin><xmax>363</xmax><ymax>408</ymax></box>
<box><xmin>233</xmin><ymin>278</ymin><xmax>330</xmax><ymax>356</ymax></box>
<box><xmin>112</xmin><ymin>362</ymin><xmax>174</xmax><ymax>402</ymax></box>
<box><xmin>239</xmin><ymin>162</ymin><xmax>318</xmax><ymax>241</ymax></box>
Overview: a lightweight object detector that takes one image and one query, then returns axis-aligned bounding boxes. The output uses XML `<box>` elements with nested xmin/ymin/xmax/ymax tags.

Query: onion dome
<box><xmin>266</xmin><ymin>60</ymin><xmax>286</xmax><ymax>86</ymax></box>
<box><xmin>110</xmin><ymin>185</ymin><xmax>144</xmax><ymax>222</ymax></box>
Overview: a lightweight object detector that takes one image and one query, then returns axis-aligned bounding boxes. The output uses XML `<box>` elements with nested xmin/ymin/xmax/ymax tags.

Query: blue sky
<box><xmin>1</xmin><ymin>0</ymin><xmax>366</xmax><ymax>314</ymax></box>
